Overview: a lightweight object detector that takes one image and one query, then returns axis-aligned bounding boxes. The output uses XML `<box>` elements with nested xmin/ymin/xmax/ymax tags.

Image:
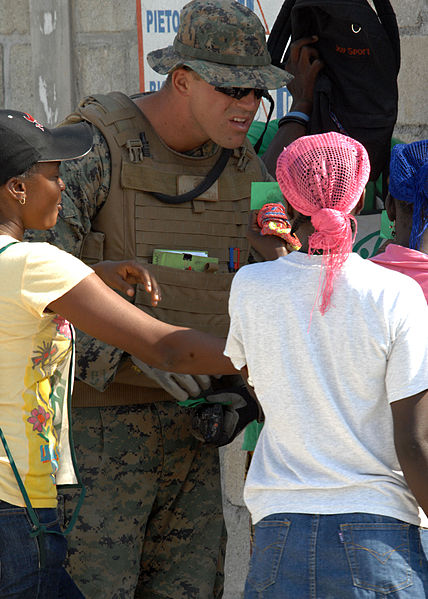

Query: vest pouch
<box><xmin>79</xmin><ymin>230</ymin><xmax>105</xmax><ymax>265</ymax></box>
<box><xmin>135</xmin><ymin>264</ymin><xmax>234</xmax><ymax>338</ymax></box>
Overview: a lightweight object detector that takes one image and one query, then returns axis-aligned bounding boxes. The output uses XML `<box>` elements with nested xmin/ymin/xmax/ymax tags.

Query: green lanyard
<box><xmin>0</xmin><ymin>240</ymin><xmax>85</xmax><ymax>564</ymax></box>
<box><xmin>0</xmin><ymin>428</ymin><xmax>84</xmax><ymax>538</ymax></box>
<box><xmin>0</xmin><ymin>429</ymin><xmax>66</xmax><ymax>541</ymax></box>
<box><xmin>0</xmin><ymin>241</ymin><xmax>19</xmax><ymax>254</ymax></box>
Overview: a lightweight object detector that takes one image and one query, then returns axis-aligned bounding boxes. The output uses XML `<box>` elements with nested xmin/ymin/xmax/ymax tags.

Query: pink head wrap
<box><xmin>276</xmin><ymin>132</ymin><xmax>370</xmax><ymax>314</ymax></box>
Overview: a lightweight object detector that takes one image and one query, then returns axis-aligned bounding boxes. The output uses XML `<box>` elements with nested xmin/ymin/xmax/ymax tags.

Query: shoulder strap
<box><xmin>370</xmin><ymin>0</ymin><xmax>400</xmax><ymax>198</ymax></box>
<box><xmin>252</xmin><ymin>92</ymin><xmax>275</xmax><ymax>154</ymax></box>
<box><xmin>267</xmin><ymin>0</ymin><xmax>296</xmax><ymax>67</ymax></box>
<box><xmin>0</xmin><ymin>241</ymin><xmax>19</xmax><ymax>255</ymax></box>
<box><xmin>371</xmin><ymin>0</ymin><xmax>400</xmax><ymax>72</ymax></box>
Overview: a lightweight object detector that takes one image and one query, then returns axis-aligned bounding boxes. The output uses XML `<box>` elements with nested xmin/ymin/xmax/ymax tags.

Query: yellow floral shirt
<box><xmin>0</xmin><ymin>237</ymin><xmax>92</xmax><ymax>507</ymax></box>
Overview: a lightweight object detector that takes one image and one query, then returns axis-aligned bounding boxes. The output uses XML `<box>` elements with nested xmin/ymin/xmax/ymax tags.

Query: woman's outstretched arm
<box><xmin>48</xmin><ymin>273</ymin><xmax>236</xmax><ymax>376</ymax></box>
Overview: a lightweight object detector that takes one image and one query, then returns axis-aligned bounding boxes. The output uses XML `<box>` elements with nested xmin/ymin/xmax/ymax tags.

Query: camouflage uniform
<box><xmin>58</xmin><ymin>404</ymin><xmax>226</xmax><ymax>599</ymax></box>
<box><xmin>27</xmin><ymin>126</ymin><xmax>230</xmax><ymax>599</ymax></box>
<box><xmin>26</xmin><ymin>1</ymin><xmax>289</xmax><ymax>598</ymax></box>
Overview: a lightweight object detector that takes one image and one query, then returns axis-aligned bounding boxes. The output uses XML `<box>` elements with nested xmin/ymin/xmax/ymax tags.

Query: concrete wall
<box><xmin>392</xmin><ymin>0</ymin><xmax>428</xmax><ymax>142</ymax></box>
<box><xmin>1</xmin><ymin>1</ymin><xmax>427</xmax><ymax>598</ymax></box>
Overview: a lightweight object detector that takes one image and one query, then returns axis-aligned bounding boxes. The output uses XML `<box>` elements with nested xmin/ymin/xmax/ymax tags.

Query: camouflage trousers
<box><xmin>58</xmin><ymin>402</ymin><xmax>226</xmax><ymax>599</ymax></box>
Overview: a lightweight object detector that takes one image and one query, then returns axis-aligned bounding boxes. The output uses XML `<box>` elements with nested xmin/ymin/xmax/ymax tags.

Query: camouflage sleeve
<box><xmin>73</xmin><ymin>329</ymin><xmax>124</xmax><ymax>391</ymax></box>
<box><xmin>25</xmin><ymin>124</ymin><xmax>123</xmax><ymax>392</ymax></box>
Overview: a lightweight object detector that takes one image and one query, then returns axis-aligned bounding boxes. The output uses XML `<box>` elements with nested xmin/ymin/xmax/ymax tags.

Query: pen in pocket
<box><xmin>228</xmin><ymin>247</ymin><xmax>240</xmax><ymax>272</ymax></box>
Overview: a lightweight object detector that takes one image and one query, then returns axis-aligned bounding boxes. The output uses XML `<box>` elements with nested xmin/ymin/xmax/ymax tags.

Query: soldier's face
<box><xmin>187</xmin><ymin>75</ymin><xmax>261</xmax><ymax>149</ymax></box>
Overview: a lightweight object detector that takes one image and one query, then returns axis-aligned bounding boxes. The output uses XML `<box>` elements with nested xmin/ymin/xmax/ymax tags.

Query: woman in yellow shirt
<box><xmin>0</xmin><ymin>110</ymin><xmax>234</xmax><ymax>599</ymax></box>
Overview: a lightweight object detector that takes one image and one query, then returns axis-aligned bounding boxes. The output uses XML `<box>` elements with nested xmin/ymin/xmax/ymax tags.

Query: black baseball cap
<box><xmin>0</xmin><ymin>109</ymin><xmax>93</xmax><ymax>185</ymax></box>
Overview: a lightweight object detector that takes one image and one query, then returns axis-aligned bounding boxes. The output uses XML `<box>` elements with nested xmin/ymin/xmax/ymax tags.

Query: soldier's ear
<box><xmin>171</xmin><ymin>68</ymin><xmax>194</xmax><ymax>97</ymax></box>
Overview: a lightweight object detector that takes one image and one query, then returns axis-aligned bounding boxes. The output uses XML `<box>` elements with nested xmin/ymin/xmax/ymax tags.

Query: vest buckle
<box><xmin>236</xmin><ymin>146</ymin><xmax>250</xmax><ymax>172</ymax></box>
<box><xmin>126</xmin><ymin>139</ymin><xmax>144</xmax><ymax>163</ymax></box>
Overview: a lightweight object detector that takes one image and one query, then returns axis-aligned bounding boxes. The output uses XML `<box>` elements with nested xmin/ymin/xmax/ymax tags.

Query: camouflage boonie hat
<box><xmin>147</xmin><ymin>0</ymin><xmax>291</xmax><ymax>90</ymax></box>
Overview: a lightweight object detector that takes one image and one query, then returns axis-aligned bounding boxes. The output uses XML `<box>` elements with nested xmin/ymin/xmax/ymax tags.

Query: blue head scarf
<box><xmin>389</xmin><ymin>140</ymin><xmax>428</xmax><ymax>250</ymax></box>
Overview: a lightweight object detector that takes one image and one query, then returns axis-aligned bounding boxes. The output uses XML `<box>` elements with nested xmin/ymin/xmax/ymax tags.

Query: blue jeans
<box><xmin>0</xmin><ymin>501</ymin><xmax>85</xmax><ymax>599</ymax></box>
<box><xmin>245</xmin><ymin>513</ymin><xmax>428</xmax><ymax>598</ymax></box>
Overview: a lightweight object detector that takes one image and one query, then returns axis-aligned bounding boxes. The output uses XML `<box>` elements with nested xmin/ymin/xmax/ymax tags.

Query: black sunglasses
<box><xmin>214</xmin><ymin>86</ymin><xmax>267</xmax><ymax>100</ymax></box>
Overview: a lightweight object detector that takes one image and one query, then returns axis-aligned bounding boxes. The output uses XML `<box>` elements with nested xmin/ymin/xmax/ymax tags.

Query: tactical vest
<box><xmin>66</xmin><ymin>92</ymin><xmax>263</xmax><ymax>392</ymax></box>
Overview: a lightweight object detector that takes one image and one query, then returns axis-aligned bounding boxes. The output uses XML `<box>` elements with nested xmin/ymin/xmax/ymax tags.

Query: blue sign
<box><xmin>237</xmin><ymin>0</ymin><xmax>255</xmax><ymax>10</ymax></box>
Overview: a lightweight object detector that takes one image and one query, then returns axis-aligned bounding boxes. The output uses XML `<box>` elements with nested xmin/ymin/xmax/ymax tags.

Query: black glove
<box><xmin>190</xmin><ymin>384</ymin><xmax>264</xmax><ymax>448</ymax></box>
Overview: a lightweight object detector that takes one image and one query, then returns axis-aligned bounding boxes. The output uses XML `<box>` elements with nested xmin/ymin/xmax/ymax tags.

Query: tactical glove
<box><xmin>130</xmin><ymin>356</ymin><xmax>211</xmax><ymax>401</ymax></box>
<box><xmin>191</xmin><ymin>384</ymin><xmax>264</xmax><ymax>447</ymax></box>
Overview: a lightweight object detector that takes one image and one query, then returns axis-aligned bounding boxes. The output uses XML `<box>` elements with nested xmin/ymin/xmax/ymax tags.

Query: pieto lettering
<box><xmin>146</xmin><ymin>10</ymin><xmax>180</xmax><ymax>34</ymax></box>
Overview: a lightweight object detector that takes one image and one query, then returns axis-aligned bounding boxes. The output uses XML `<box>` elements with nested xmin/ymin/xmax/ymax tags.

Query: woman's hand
<box><xmin>92</xmin><ymin>260</ymin><xmax>161</xmax><ymax>306</ymax></box>
<box><xmin>247</xmin><ymin>211</ymin><xmax>289</xmax><ymax>261</ymax></box>
<box><xmin>263</xmin><ymin>37</ymin><xmax>324</xmax><ymax>176</ymax></box>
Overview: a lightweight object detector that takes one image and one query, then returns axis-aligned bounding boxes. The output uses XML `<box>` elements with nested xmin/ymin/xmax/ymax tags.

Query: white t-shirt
<box><xmin>0</xmin><ymin>236</ymin><xmax>93</xmax><ymax>508</ymax></box>
<box><xmin>225</xmin><ymin>252</ymin><xmax>428</xmax><ymax>526</ymax></box>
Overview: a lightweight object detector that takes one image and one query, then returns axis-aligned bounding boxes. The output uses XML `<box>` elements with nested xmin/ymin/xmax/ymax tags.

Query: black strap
<box><xmin>253</xmin><ymin>92</ymin><xmax>276</xmax><ymax>154</ymax></box>
<box><xmin>151</xmin><ymin>147</ymin><xmax>233</xmax><ymax>205</ymax></box>
<box><xmin>370</xmin><ymin>0</ymin><xmax>399</xmax><ymax>201</ymax></box>
<box><xmin>267</xmin><ymin>0</ymin><xmax>296</xmax><ymax>67</ymax></box>
<box><xmin>372</xmin><ymin>0</ymin><xmax>401</xmax><ymax>72</ymax></box>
